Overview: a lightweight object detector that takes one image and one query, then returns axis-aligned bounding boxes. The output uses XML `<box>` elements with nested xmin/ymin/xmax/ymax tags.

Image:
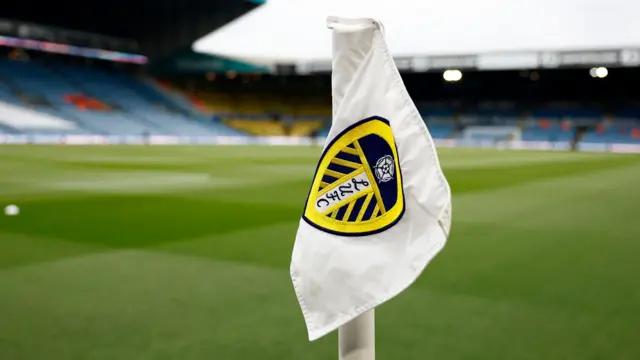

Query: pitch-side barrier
<box><xmin>0</xmin><ymin>134</ymin><xmax>639</xmax><ymax>154</ymax></box>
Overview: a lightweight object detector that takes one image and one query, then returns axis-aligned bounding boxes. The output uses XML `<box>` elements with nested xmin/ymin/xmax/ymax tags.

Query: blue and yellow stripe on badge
<box><xmin>318</xmin><ymin>142</ymin><xmax>362</xmax><ymax>189</ymax></box>
<box><xmin>302</xmin><ymin>116</ymin><xmax>405</xmax><ymax>236</ymax></box>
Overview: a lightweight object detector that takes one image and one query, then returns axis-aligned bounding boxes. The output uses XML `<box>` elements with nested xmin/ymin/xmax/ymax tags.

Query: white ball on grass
<box><xmin>4</xmin><ymin>204</ymin><xmax>19</xmax><ymax>216</ymax></box>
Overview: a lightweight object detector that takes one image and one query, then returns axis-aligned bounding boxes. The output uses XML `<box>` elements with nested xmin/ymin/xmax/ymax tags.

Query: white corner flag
<box><xmin>290</xmin><ymin>16</ymin><xmax>453</xmax><ymax>347</ymax></box>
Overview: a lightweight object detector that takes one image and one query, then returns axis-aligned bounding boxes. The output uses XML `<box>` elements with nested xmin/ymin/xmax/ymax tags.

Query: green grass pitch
<box><xmin>0</xmin><ymin>145</ymin><xmax>639</xmax><ymax>360</ymax></box>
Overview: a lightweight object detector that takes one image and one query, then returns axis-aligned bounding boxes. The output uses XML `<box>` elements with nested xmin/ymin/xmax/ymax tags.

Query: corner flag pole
<box><xmin>338</xmin><ymin>310</ymin><xmax>375</xmax><ymax>360</ymax></box>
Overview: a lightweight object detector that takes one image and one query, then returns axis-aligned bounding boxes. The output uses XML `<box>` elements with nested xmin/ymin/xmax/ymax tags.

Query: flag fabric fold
<box><xmin>290</xmin><ymin>16</ymin><xmax>452</xmax><ymax>341</ymax></box>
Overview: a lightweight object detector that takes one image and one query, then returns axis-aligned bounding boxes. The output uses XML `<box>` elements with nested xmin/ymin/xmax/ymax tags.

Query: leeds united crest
<box><xmin>302</xmin><ymin>116</ymin><xmax>405</xmax><ymax>236</ymax></box>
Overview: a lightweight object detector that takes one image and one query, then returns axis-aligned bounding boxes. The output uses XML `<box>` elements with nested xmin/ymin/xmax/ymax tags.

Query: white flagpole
<box><xmin>338</xmin><ymin>310</ymin><xmax>375</xmax><ymax>360</ymax></box>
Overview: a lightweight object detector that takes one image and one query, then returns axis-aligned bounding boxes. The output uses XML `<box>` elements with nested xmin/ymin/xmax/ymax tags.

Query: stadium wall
<box><xmin>1</xmin><ymin>134</ymin><xmax>639</xmax><ymax>154</ymax></box>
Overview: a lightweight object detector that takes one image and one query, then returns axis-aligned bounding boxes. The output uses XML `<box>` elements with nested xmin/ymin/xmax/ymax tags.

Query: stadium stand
<box><xmin>581</xmin><ymin>121</ymin><xmax>640</xmax><ymax>144</ymax></box>
<box><xmin>0</xmin><ymin>101</ymin><xmax>79</xmax><ymax>133</ymax></box>
<box><xmin>423</xmin><ymin>121</ymin><xmax>456</xmax><ymax>139</ymax></box>
<box><xmin>0</xmin><ymin>58</ymin><xmax>241</xmax><ymax>136</ymax></box>
<box><xmin>520</xmin><ymin>119</ymin><xmax>574</xmax><ymax>142</ymax></box>
<box><xmin>1</xmin><ymin>52</ymin><xmax>640</xmax><ymax>146</ymax></box>
<box><xmin>180</xmin><ymin>90</ymin><xmax>330</xmax><ymax>137</ymax></box>
<box><xmin>224</xmin><ymin>117</ymin><xmax>325</xmax><ymax>137</ymax></box>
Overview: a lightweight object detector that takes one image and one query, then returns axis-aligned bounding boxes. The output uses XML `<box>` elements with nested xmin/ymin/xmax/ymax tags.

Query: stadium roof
<box><xmin>193</xmin><ymin>0</ymin><xmax>640</xmax><ymax>66</ymax></box>
<box><xmin>2</xmin><ymin>0</ymin><xmax>241</xmax><ymax>40</ymax></box>
<box><xmin>1</xmin><ymin>0</ymin><xmax>257</xmax><ymax>60</ymax></box>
